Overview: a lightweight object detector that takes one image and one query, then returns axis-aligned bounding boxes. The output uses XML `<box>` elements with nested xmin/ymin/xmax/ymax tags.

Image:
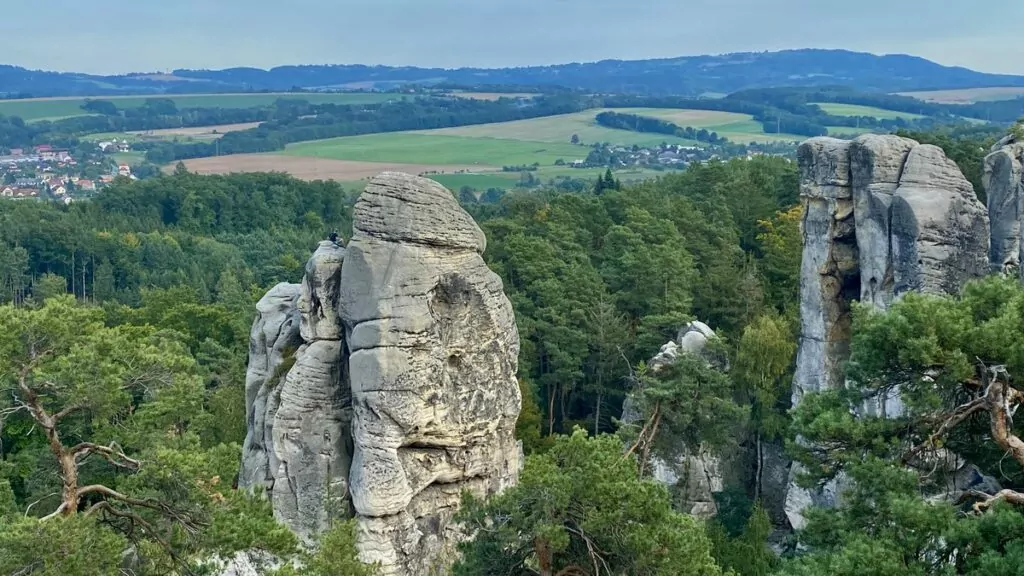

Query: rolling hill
<box><xmin>4</xmin><ymin>49</ymin><xmax>1024</xmax><ymax>99</ymax></box>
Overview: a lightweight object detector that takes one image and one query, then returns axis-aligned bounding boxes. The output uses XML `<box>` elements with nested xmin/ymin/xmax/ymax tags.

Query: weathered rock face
<box><xmin>240</xmin><ymin>173</ymin><xmax>521</xmax><ymax>575</ymax></box>
<box><xmin>850</xmin><ymin>134</ymin><xmax>917</xmax><ymax>310</ymax></box>
<box><xmin>892</xmin><ymin>145</ymin><xmax>990</xmax><ymax>297</ymax></box>
<box><xmin>793</xmin><ymin>135</ymin><xmax>990</xmax><ymax>401</ymax></box>
<box><xmin>787</xmin><ymin>135</ymin><xmax>991</xmax><ymax>528</ymax></box>
<box><xmin>984</xmin><ymin>135</ymin><xmax>1024</xmax><ymax>274</ymax></box>
<box><xmin>239</xmin><ymin>283</ymin><xmax>302</xmax><ymax>491</ymax></box>
<box><xmin>340</xmin><ymin>173</ymin><xmax>521</xmax><ymax>574</ymax></box>
<box><xmin>270</xmin><ymin>241</ymin><xmax>352</xmax><ymax>540</ymax></box>
<box><xmin>792</xmin><ymin>137</ymin><xmax>859</xmax><ymax>405</ymax></box>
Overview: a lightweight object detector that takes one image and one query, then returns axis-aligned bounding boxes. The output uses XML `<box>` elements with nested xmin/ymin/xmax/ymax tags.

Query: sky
<box><xmin>3</xmin><ymin>0</ymin><xmax>1024</xmax><ymax>75</ymax></box>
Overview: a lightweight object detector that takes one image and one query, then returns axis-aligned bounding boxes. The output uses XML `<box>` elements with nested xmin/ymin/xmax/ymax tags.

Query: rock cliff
<box><xmin>240</xmin><ymin>173</ymin><xmax>522</xmax><ymax>575</ymax></box>
<box><xmin>984</xmin><ymin>134</ymin><xmax>1024</xmax><ymax>274</ymax></box>
<box><xmin>787</xmin><ymin>135</ymin><xmax>990</xmax><ymax>528</ymax></box>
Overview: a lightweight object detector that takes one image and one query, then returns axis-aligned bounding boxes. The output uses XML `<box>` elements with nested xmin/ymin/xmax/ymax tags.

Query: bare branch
<box><xmin>971</xmin><ymin>488</ymin><xmax>1024</xmax><ymax>514</ymax></box>
<box><xmin>71</xmin><ymin>442</ymin><xmax>141</xmax><ymax>470</ymax></box>
<box><xmin>24</xmin><ymin>492</ymin><xmax>60</xmax><ymax>517</ymax></box>
<box><xmin>39</xmin><ymin>502</ymin><xmax>67</xmax><ymax>521</ymax></box>
<box><xmin>903</xmin><ymin>396</ymin><xmax>987</xmax><ymax>463</ymax></box>
<box><xmin>52</xmin><ymin>404</ymin><xmax>87</xmax><ymax>422</ymax></box>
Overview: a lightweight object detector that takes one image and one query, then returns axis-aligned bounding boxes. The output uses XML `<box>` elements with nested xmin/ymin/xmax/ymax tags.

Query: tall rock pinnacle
<box><xmin>786</xmin><ymin>135</ymin><xmax>990</xmax><ymax>528</ymax></box>
<box><xmin>240</xmin><ymin>173</ymin><xmax>522</xmax><ymax>575</ymax></box>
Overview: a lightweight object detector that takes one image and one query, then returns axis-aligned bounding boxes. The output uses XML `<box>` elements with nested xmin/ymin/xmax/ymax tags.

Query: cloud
<box><xmin>3</xmin><ymin>0</ymin><xmax>1022</xmax><ymax>74</ymax></box>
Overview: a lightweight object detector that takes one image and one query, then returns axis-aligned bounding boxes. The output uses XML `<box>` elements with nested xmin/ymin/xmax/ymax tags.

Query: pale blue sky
<box><xmin>3</xmin><ymin>0</ymin><xmax>1022</xmax><ymax>75</ymax></box>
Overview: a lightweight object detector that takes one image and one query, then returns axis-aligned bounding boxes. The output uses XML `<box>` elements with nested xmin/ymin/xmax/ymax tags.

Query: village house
<box><xmin>12</xmin><ymin>188</ymin><xmax>38</xmax><ymax>199</ymax></box>
<box><xmin>117</xmin><ymin>164</ymin><xmax>132</xmax><ymax>177</ymax></box>
<box><xmin>78</xmin><ymin>179</ymin><xmax>96</xmax><ymax>192</ymax></box>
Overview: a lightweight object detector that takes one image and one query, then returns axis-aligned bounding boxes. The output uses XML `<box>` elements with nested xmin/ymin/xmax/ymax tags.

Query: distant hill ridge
<box><xmin>4</xmin><ymin>49</ymin><xmax>1024</xmax><ymax>98</ymax></box>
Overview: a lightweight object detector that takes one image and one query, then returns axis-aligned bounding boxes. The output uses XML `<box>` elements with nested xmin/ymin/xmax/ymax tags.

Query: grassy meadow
<box><xmin>423</xmin><ymin>108</ymin><xmax>807</xmax><ymax>146</ymax></box>
<box><xmin>282</xmin><ymin>133</ymin><xmax>588</xmax><ymax>167</ymax></box>
<box><xmin>0</xmin><ymin>92</ymin><xmax>401</xmax><ymax>122</ymax></box>
<box><xmin>897</xmin><ymin>87</ymin><xmax>1024</xmax><ymax>104</ymax></box>
<box><xmin>812</xmin><ymin>103</ymin><xmax>925</xmax><ymax>120</ymax></box>
<box><xmin>628</xmin><ymin>109</ymin><xmax>807</xmax><ymax>143</ymax></box>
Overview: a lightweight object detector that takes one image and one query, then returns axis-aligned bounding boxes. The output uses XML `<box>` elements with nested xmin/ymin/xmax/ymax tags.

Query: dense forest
<box><xmin>2</xmin><ymin>126</ymin><xmax>1024</xmax><ymax>575</ymax></box>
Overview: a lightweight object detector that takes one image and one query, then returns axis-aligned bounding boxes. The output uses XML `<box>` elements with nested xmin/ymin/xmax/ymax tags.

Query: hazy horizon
<box><xmin>4</xmin><ymin>0</ymin><xmax>1023</xmax><ymax>76</ymax></box>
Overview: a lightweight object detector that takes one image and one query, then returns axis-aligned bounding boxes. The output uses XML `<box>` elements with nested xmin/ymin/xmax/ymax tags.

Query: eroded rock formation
<box><xmin>240</xmin><ymin>173</ymin><xmax>521</xmax><ymax>575</ymax></box>
<box><xmin>623</xmin><ymin>321</ymin><xmax>725</xmax><ymax>518</ymax></box>
<box><xmin>984</xmin><ymin>134</ymin><xmax>1024</xmax><ymax>274</ymax></box>
<box><xmin>787</xmin><ymin>134</ymin><xmax>991</xmax><ymax>528</ymax></box>
<box><xmin>792</xmin><ymin>134</ymin><xmax>989</xmax><ymax>404</ymax></box>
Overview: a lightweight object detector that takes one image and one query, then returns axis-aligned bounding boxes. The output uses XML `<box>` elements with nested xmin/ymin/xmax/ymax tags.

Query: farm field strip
<box><xmin>282</xmin><ymin>133</ymin><xmax>588</xmax><ymax>166</ymax></box>
<box><xmin>447</xmin><ymin>92</ymin><xmax>539</xmax><ymax>101</ymax></box>
<box><xmin>173</xmin><ymin>154</ymin><xmax>499</xmax><ymax>182</ymax></box>
<box><xmin>812</xmin><ymin>102</ymin><xmax>925</xmax><ymax>120</ymax></box>
<box><xmin>896</xmin><ymin>87</ymin><xmax>1024</xmax><ymax>104</ymax></box>
<box><xmin>617</xmin><ymin>109</ymin><xmax>806</xmax><ymax>143</ymax></box>
<box><xmin>418</xmin><ymin>110</ymin><xmax>701</xmax><ymax>146</ymax></box>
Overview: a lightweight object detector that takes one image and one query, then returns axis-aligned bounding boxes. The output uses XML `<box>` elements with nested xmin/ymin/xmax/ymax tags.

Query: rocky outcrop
<box><xmin>239</xmin><ymin>283</ymin><xmax>302</xmax><ymax>491</ymax></box>
<box><xmin>793</xmin><ymin>135</ymin><xmax>989</xmax><ymax>401</ymax></box>
<box><xmin>892</xmin><ymin>145</ymin><xmax>989</xmax><ymax>296</ymax></box>
<box><xmin>623</xmin><ymin>321</ymin><xmax>725</xmax><ymax>518</ymax></box>
<box><xmin>792</xmin><ymin>138</ymin><xmax>859</xmax><ymax>405</ymax></box>
<box><xmin>850</xmin><ymin>134</ymin><xmax>916</xmax><ymax>310</ymax></box>
<box><xmin>787</xmin><ymin>135</ymin><xmax>991</xmax><ymax>528</ymax></box>
<box><xmin>272</xmin><ymin>241</ymin><xmax>351</xmax><ymax>540</ymax></box>
<box><xmin>984</xmin><ymin>135</ymin><xmax>1024</xmax><ymax>274</ymax></box>
<box><xmin>240</xmin><ymin>173</ymin><xmax>521</xmax><ymax>575</ymax></box>
<box><xmin>341</xmin><ymin>173</ymin><xmax>521</xmax><ymax>574</ymax></box>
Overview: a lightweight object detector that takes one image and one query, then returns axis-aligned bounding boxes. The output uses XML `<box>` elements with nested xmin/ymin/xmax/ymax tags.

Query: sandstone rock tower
<box><xmin>984</xmin><ymin>134</ymin><xmax>1024</xmax><ymax>275</ymax></box>
<box><xmin>240</xmin><ymin>173</ymin><xmax>522</xmax><ymax>575</ymax></box>
<box><xmin>787</xmin><ymin>134</ymin><xmax>990</xmax><ymax>526</ymax></box>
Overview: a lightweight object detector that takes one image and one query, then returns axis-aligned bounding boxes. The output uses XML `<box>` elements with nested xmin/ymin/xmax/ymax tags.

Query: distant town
<box><xmin>0</xmin><ymin>142</ymin><xmax>135</xmax><ymax>202</ymax></box>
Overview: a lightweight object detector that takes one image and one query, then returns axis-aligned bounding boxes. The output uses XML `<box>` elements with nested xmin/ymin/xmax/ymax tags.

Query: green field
<box><xmin>428</xmin><ymin>173</ymin><xmax>519</xmax><ymax>190</ymax></box>
<box><xmin>0</xmin><ymin>92</ymin><xmax>401</xmax><ymax>122</ymax></box>
<box><xmin>283</xmin><ymin>133</ymin><xmax>588</xmax><ymax>166</ymax></box>
<box><xmin>111</xmin><ymin>151</ymin><xmax>146</xmax><ymax>165</ymax></box>
<box><xmin>813</xmin><ymin>103</ymin><xmax>924</xmax><ymax>120</ymax></box>
<box><xmin>897</xmin><ymin>87</ymin><xmax>1024</xmax><ymax>104</ymax></box>
<box><xmin>423</xmin><ymin>107</ymin><xmax>805</xmax><ymax>146</ymax></box>
<box><xmin>421</xmin><ymin>109</ymin><xmax>704</xmax><ymax>147</ymax></box>
<box><xmin>629</xmin><ymin>109</ymin><xmax>806</xmax><ymax>143</ymax></box>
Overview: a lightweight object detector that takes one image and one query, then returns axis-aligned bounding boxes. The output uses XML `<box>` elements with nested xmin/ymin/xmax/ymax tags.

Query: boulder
<box><xmin>298</xmin><ymin>241</ymin><xmax>346</xmax><ymax>342</ymax></box>
<box><xmin>623</xmin><ymin>320</ymin><xmax>725</xmax><ymax>519</ymax></box>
